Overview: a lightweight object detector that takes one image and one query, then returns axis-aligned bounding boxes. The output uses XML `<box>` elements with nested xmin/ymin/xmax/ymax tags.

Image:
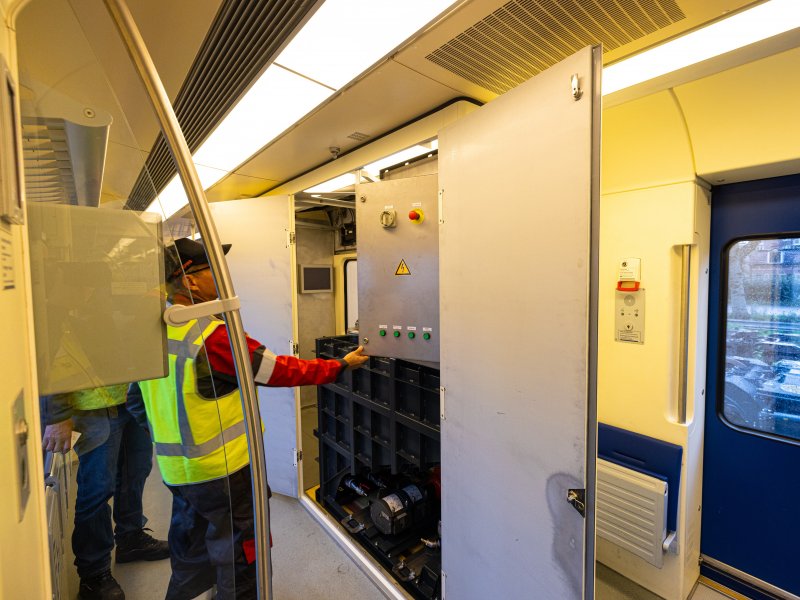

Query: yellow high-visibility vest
<box><xmin>71</xmin><ymin>383</ymin><xmax>129</xmax><ymax>411</ymax></box>
<box><xmin>138</xmin><ymin>317</ymin><xmax>249</xmax><ymax>485</ymax></box>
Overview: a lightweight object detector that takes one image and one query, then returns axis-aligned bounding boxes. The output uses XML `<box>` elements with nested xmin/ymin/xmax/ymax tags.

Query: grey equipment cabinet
<box><xmin>355</xmin><ymin>174</ymin><xmax>440</xmax><ymax>364</ymax></box>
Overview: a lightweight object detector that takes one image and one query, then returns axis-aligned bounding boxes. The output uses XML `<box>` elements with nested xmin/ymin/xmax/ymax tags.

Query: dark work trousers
<box><xmin>72</xmin><ymin>403</ymin><xmax>152</xmax><ymax>578</ymax></box>
<box><xmin>164</xmin><ymin>466</ymin><xmax>258</xmax><ymax>600</ymax></box>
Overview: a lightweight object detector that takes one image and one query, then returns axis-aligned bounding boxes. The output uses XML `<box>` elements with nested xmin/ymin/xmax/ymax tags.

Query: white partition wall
<box><xmin>438</xmin><ymin>47</ymin><xmax>601</xmax><ymax>599</ymax></box>
<box><xmin>210</xmin><ymin>196</ymin><xmax>299</xmax><ymax>497</ymax></box>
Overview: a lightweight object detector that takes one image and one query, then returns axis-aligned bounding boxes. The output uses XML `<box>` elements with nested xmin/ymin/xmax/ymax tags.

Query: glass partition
<box><xmin>27</xmin><ymin>204</ymin><xmax>166</xmax><ymax>395</ymax></box>
<box><xmin>17</xmin><ymin>1</ymin><xmax>244</xmax><ymax>598</ymax></box>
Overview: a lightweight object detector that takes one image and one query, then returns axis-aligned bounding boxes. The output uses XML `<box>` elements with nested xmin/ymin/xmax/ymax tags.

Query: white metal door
<box><xmin>211</xmin><ymin>196</ymin><xmax>299</xmax><ymax>497</ymax></box>
<box><xmin>438</xmin><ymin>46</ymin><xmax>600</xmax><ymax>599</ymax></box>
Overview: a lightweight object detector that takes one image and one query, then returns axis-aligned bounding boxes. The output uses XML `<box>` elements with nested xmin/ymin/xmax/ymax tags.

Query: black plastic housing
<box><xmin>315</xmin><ymin>335</ymin><xmax>442</xmax><ymax>600</ymax></box>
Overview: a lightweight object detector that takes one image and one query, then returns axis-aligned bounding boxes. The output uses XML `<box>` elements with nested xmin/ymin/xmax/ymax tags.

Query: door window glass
<box><xmin>723</xmin><ymin>237</ymin><xmax>800</xmax><ymax>440</ymax></box>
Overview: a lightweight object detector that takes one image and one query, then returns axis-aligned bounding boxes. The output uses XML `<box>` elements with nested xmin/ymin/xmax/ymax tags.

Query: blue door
<box><xmin>702</xmin><ymin>174</ymin><xmax>800</xmax><ymax>596</ymax></box>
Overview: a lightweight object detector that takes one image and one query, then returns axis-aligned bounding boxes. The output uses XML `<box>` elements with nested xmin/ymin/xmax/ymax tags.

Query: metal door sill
<box><xmin>299</xmin><ymin>495</ymin><xmax>414</xmax><ymax>600</ymax></box>
<box><xmin>700</xmin><ymin>555</ymin><xmax>799</xmax><ymax>600</ymax></box>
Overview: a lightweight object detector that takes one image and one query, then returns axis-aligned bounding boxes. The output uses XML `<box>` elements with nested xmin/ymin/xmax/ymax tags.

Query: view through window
<box><xmin>723</xmin><ymin>237</ymin><xmax>800</xmax><ymax>441</ymax></box>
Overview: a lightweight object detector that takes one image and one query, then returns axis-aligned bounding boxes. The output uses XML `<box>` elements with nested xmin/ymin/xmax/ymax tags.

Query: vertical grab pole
<box><xmin>102</xmin><ymin>1</ymin><xmax>273</xmax><ymax>598</ymax></box>
<box><xmin>677</xmin><ymin>245</ymin><xmax>692</xmax><ymax>425</ymax></box>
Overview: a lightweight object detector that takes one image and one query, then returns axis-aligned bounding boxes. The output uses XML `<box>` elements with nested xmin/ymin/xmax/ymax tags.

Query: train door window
<box><xmin>344</xmin><ymin>258</ymin><xmax>358</xmax><ymax>332</ymax></box>
<box><xmin>722</xmin><ymin>236</ymin><xmax>800</xmax><ymax>440</ymax></box>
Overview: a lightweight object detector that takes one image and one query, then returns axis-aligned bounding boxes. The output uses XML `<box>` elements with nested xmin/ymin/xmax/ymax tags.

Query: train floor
<box><xmin>63</xmin><ymin>456</ymin><xmax>732</xmax><ymax>600</ymax></box>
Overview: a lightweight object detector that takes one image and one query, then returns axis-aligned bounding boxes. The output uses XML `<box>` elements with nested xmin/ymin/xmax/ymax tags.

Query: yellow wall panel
<box><xmin>673</xmin><ymin>47</ymin><xmax>800</xmax><ymax>183</ymax></box>
<box><xmin>602</xmin><ymin>91</ymin><xmax>695</xmax><ymax>195</ymax></box>
<box><xmin>0</xmin><ymin>4</ymin><xmax>51</xmax><ymax>598</ymax></box>
<box><xmin>597</xmin><ymin>182</ymin><xmax>709</xmax><ymax>600</ymax></box>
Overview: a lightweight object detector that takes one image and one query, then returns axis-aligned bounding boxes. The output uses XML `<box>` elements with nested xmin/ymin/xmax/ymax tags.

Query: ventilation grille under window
<box><xmin>125</xmin><ymin>0</ymin><xmax>318</xmax><ymax>212</ymax></box>
<box><xmin>426</xmin><ymin>0</ymin><xmax>685</xmax><ymax>95</ymax></box>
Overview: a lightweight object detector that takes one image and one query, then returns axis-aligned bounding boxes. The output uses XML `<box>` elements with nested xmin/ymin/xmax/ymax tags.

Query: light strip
<box><xmin>603</xmin><ymin>0</ymin><xmax>800</xmax><ymax>95</ymax></box>
<box><xmin>191</xmin><ymin>65</ymin><xmax>333</xmax><ymax>174</ymax></box>
<box><xmin>304</xmin><ymin>172</ymin><xmax>356</xmax><ymax>194</ymax></box>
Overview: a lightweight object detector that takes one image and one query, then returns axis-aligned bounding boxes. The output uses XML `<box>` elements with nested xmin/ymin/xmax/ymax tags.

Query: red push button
<box><xmin>409</xmin><ymin>210</ymin><xmax>420</xmax><ymax>221</ymax></box>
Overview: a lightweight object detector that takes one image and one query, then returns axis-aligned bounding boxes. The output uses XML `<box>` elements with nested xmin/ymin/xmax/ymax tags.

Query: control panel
<box><xmin>615</xmin><ymin>289</ymin><xmax>645</xmax><ymax>344</ymax></box>
<box><xmin>356</xmin><ymin>174</ymin><xmax>439</xmax><ymax>363</ymax></box>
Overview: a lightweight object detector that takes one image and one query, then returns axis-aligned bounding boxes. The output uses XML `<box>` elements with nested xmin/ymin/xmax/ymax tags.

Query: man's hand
<box><xmin>42</xmin><ymin>419</ymin><xmax>73</xmax><ymax>454</ymax></box>
<box><xmin>343</xmin><ymin>346</ymin><xmax>369</xmax><ymax>370</ymax></box>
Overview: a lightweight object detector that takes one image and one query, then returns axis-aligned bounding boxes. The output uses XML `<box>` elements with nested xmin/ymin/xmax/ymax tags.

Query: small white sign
<box><xmin>618</xmin><ymin>257</ymin><xmax>641</xmax><ymax>282</ymax></box>
<box><xmin>422</xmin><ymin>327</ymin><xmax>433</xmax><ymax>332</ymax></box>
<box><xmin>393</xmin><ymin>325</ymin><xmax>403</xmax><ymax>330</ymax></box>
<box><xmin>379</xmin><ymin>325</ymin><xmax>388</xmax><ymax>329</ymax></box>
<box><xmin>412</xmin><ymin>202</ymin><xmax>423</xmax><ymax>208</ymax></box>
<box><xmin>407</xmin><ymin>326</ymin><xmax>417</xmax><ymax>331</ymax></box>
<box><xmin>384</xmin><ymin>204</ymin><xmax>394</xmax><ymax>210</ymax></box>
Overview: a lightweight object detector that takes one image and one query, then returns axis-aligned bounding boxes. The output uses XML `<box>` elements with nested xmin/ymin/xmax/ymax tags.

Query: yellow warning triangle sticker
<box><xmin>395</xmin><ymin>259</ymin><xmax>411</xmax><ymax>276</ymax></box>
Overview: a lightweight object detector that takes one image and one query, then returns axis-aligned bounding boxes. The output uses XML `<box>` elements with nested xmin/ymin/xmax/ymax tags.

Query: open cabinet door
<box><xmin>438</xmin><ymin>46</ymin><xmax>600</xmax><ymax>599</ymax></box>
<box><xmin>211</xmin><ymin>196</ymin><xmax>299</xmax><ymax>497</ymax></box>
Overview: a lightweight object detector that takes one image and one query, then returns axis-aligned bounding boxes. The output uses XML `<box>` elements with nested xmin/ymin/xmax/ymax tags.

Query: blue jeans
<box><xmin>72</xmin><ymin>403</ymin><xmax>153</xmax><ymax>578</ymax></box>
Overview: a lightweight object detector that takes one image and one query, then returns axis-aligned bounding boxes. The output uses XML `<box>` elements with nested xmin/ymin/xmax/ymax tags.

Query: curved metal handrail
<box><xmin>102</xmin><ymin>1</ymin><xmax>272</xmax><ymax>597</ymax></box>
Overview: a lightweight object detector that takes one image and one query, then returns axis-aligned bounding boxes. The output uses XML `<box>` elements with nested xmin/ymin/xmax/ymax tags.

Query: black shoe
<box><xmin>79</xmin><ymin>570</ymin><xmax>125</xmax><ymax>600</ymax></box>
<box><xmin>115</xmin><ymin>528</ymin><xmax>170</xmax><ymax>563</ymax></box>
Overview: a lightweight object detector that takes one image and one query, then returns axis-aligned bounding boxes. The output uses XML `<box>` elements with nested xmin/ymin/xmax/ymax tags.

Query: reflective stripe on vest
<box><xmin>138</xmin><ymin>317</ymin><xmax>250</xmax><ymax>485</ymax></box>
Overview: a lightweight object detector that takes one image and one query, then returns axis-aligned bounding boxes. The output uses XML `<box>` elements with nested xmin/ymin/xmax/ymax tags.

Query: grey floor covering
<box><xmin>109</xmin><ymin>458</ymin><xmax>733</xmax><ymax>600</ymax></box>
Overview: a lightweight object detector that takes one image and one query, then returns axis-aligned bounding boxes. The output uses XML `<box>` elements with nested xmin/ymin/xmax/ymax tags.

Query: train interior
<box><xmin>1</xmin><ymin>0</ymin><xmax>799</xmax><ymax>598</ymax></box>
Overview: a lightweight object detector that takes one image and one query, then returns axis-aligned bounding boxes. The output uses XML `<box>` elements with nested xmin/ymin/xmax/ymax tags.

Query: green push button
<box><xmin>423</xmin><ymin>332</ymin><xmax>431</xmax><ymax>340</ymax></box>
<box><xmin>408</xmin><ymin>332</ymin><xmax>415</xmax><ymax>339</ymax></box>
<box><xmin>393</xmin><ymin>330</ymin><xmax>401</xmax><ymax>338</ymax></box>
<box><xmin>379</xmin><ymin>330</ymin><xmax>386</xmax><ymax>337</ymax></box>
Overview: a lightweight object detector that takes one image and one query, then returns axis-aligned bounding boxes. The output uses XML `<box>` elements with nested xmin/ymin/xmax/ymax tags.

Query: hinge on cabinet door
<box><xmin>439</xmin><ymin>386</ymin><xmax>446</xmax><ymax>421</ymax></box>
<box><xmin>567</xmin><ymin>488</ymin><xmax>586</xmax><ymax>517</ymax></box>
<box><xmin>438</xmin><ymin>189</ymin><xmax>444</xmax><ymax>224</ymax></box>
<box><xmin>291</xmin><ymin>341</ymin><xmax>299</xmax><ymax>355</ymax></box>
<box><xmin>286</xmin><ymin>230</ymin><xmax>296</xmax><ymax>247</ymax></box>
<box><xmin>441</xmin><ymin>569</ymin><xmax>447</xmax><ymax>599</ymax></box>
<box><xmin>293</xmin><ymin>448</ymin><xmax>303</xmax><ymax>466</ymax></box>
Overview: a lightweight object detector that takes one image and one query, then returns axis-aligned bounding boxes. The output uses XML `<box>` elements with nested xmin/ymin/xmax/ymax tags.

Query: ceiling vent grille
<box><xmin>426</xmin><ymin>0</ymin><xmax>685</xmax><ymax>95</ymax></box>
<box><xmin>347</xmin><ymin>131</ymin><xmax>371</xmax><ymax>142</ymax></box>
<box><xmin>125</xmin><ymin>0</ymin><xmax>319</xmax><ymax>212</ymax></box>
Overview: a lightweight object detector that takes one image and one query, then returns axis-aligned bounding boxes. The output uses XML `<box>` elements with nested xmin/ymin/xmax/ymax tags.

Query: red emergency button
<box><xmin>408</xmin><ymin>209</ymin><xmax>424</xmax><ymax>223</ymax></box>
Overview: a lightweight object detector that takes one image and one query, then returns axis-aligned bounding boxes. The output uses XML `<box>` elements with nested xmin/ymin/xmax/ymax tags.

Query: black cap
<box><xmin>165</xmin><ymin>238</ymin><xmax>231</xmax><ymax>281</ymax></box>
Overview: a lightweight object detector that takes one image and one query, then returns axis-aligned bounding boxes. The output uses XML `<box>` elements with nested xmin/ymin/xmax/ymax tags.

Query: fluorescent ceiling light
<box><xmin>146</xmin><ymin>175</ymin><xmax>186</xmax><ymax>219</ymax></box>
<box><xmin>604</xmin><ymin>0</ymin><xmax>800</xmax><ymax>95</ymax></box>
<box><xmin>305</xmin><ymin>172</ymin><xmax>357</xmax><ymax>194</ymax></box>
<box><xmin>275</xmin><ymin>0</ymin><xmax>458</xmax><ymax>89</ymax></box>
<box><xmin>192</xmin><ymin>64</ymin><xmax>333</xmax><ymax>174</ymax></box>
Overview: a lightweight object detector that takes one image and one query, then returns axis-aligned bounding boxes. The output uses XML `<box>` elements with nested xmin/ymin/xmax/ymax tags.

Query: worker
<box><xmin>42</xmin><ymin>384</ymin><xmax>169</xmax><ymax>600</ymax></box>
<box><xmin>134</xmin><ymin>237</ymin><xmax>368</xmax><ymax>599</ymax></box>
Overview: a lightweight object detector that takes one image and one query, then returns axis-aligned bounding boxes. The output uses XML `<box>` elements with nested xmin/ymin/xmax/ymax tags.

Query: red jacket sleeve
<box><xmin>204</xmin><ymin>325</ymin><xmax>345</xmax><ymax>387</ymax></box>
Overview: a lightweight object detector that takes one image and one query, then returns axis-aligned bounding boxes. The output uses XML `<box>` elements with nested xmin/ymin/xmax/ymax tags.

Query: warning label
<box><xmin>395</xmin><ymin>259</ymin><xmax>411</xmax><ymax>276</ymax></box>
<box><xmin>616</xmin><ymin>330</ymin><xmax>642</xmax><ymax>343</ymax></box>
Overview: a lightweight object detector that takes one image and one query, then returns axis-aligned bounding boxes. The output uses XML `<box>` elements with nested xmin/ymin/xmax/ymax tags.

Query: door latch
<box><xmin>567</xmin><ymin>488</ymin><xmax>586</xmax><ymax>517</ymax></box>
<box><xmin>571</xmin><ymin>73</ymin><xmax>583</xmax><ymax>101</ymax></box>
